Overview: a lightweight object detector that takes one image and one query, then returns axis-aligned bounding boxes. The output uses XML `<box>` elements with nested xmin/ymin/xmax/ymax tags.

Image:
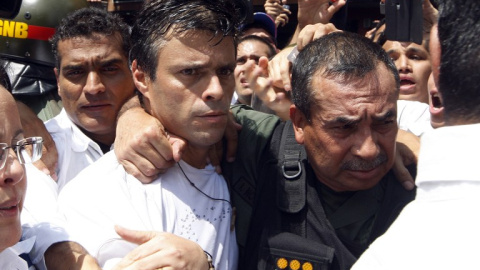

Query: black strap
<box><xmin>279</xmin><ymin>120</ymin><xmax>303</xmax><ymax>180</ymax></box>
<box><xmin>274</xmin><ymin>121</ymin><xmax>308</xmax><ymax>236</ymax></box>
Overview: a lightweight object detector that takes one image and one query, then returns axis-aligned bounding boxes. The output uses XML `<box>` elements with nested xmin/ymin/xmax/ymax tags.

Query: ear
<box><xmin>429</xmin><ymin>24</ymin><xmax>441</xmax><ymax>85</ymax></box>
<box><xmin>131</xmin><ymin>59</ymin><xmax>150</xmax><ymax>99</ymax></box>
<box><xmin>54</xmin><ymin>67</ymin><xmax>62</xmax><ymax>98</ymax></box>
<box><xmin>290</xmin><ymin>104</ymin><xmax>307</xmax><ymax>145</ymax></box>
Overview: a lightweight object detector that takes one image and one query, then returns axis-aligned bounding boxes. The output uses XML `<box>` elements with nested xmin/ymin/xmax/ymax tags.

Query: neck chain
<box><xmin>177</xmin><ymin>162</ymin><xmax>232</xmax><ymax>208</ymax></box>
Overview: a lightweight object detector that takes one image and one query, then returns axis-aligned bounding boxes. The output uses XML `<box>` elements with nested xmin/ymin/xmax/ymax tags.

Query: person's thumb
<box><xmin>168</xmin><ymin>134</ymin><xmax>187</xmax><ymax>162</ymax></box>
<box><xmin>115</xmin><ymin>225</ymin><xmax>156</xmax><ymax>245</ymax></box>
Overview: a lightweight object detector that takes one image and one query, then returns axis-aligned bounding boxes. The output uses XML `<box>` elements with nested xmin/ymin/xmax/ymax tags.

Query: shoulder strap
<box><xmin>273</xmin><ymin>120</ymin><xmax>308</xmax><ymax>236</ymax></box>
<box><xmin>279</xmin><ymin>120</ymin><xmax>304</xmax><ymax>180</ymax></box>
<box><xmin>275</xmin><ymin>120</ymin><xmax>307</xmax><ymax>213</ymax></box>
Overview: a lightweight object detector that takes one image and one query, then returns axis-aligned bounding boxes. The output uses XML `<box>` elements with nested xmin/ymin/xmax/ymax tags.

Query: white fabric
<box><xmin>59</xmin><ymin>151</ymin><xmax>238</xmax><ymax>270</ymax></box>
<box><xmin>396</xmin><ymin>100</ymin><xmax>432</xmax><ymax>137</ymax></box>
<box><xmin>22</xmin><ymin>164</ymin><xmax>71</xmax><ymax>269</ymax></box>
<box><xmin>44</xmin><ymin>109</ymin><xmax>106</xmax><ymax>190</ymax></box>
<box><xmin>10</xmin><ymin>236</ymin><xmax>36</xmax><ymax>270</ymax></box>
<box><xmin>231</xmin><ymin>91</ymin><xmax>238</xmax><ymax>105</ymax></box>
<box><xmin>0</xmin><ymin>247</ymin><xmax>29</xmax><ymax>270</ymax></box>
<box><xmin>352</xmin><ymin>123</ymin><xmax>480</xmax><ymax>270</ymax></box>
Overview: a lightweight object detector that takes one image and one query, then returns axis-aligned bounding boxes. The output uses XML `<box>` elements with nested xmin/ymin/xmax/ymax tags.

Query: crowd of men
<box><xmin>0</xmin><ymin>0</ymin><xmax>479</xmax><ymax>269</ymax></box>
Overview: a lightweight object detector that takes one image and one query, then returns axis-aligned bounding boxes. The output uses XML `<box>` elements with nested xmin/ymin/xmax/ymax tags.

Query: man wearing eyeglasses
<box><xmin>0</xmin><ymin>101</ymin><xmax>41</xmax><ymax>269</ymax></box>
<box><xmin>0</xmin><ymin>138</ymin><xmax>43</xmax><ymax>170</ymax></box>
<box><xmin>0</xmin><ymin>66</ymin><xmax>101</xmax><ymax>269</ymax></box>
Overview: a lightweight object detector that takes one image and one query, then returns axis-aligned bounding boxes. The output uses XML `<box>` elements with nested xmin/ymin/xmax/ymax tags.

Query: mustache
<box><xmin>341</xmin><ymin>154</ymin><xmax>388</xmax><ymax>171</ymax></box>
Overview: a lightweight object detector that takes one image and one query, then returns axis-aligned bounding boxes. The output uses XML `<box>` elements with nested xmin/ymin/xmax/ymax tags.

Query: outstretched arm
<box><xmin>422</xmin><ymin>0</ymin><xmax>438</xmax><ymax>34</ymax></box>
<box><xmin>289</xmin><ymin>0</ymin><xmax>346</xmax><ymax>45</ymax></box>
<box><xmin>269</xmin><ymin>23</ymin><xmax>340</xmax><ymax>94</ymax></box>
<box><xmin>247</xmin><ymin>57</ymin><xmax>292</xmax><ymax>120</ymax></box>
<box><xmin>264</xmin><ymin>0</ymin><xmax>291</xmax><ymax>27</ymax></box>
<box><xmin>247</xmin><ymin>23</ymin><xmax>340</xmax><ymax>118</ymax></box>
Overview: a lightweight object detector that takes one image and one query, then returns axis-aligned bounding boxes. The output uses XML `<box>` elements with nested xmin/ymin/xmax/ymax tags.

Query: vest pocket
<box><xmin>258</xmin><ymin>232</ymin><xmax>334</xmax><ymax>270</ymax></box>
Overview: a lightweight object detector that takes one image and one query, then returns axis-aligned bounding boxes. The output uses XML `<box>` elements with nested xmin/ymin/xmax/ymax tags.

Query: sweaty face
<box><xmin>0</xmin><ymin>88</ymin><xmax>26</xmax><ymax>251</ymax></box>
<box><xmin>55</xmin><ymin>33</ymin><xmax>135</xmax><ymax>145</ymax></box>
<box><xmin>293</xmin><ymin>64</ymin><xmax>398</xmax><ymax>192</ymax></box>
<box><xmin>383</xmin><ymin>40</ymin><xmax>431</xmax><ymax>104</ymax></box>
<box><xmin>234</xmin><ymin>39</ymin><xmax>273</xmax><ymax>104</ymax></box>
<box><xmin>137</xmin><ymin>31</ymin><xmax>236</xmax><ymax>151</ymax></box>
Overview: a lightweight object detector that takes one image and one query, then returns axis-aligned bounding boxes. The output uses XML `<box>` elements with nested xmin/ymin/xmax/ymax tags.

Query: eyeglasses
<box><xmin>0</xmin><ymin>137</ymin><xmax>43</xmax><ymax>170</ymax></box>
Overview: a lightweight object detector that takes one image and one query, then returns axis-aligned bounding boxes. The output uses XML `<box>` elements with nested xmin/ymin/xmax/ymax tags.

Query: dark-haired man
<box><xmin>230</xmin><ymin>31</ymin><xmax>415</xmax><ymax>269</ymax></box>
<box><xmin>46</xmin><ymin>7</ymin><xmax>135</xmax><ymax>190</ymax></box>
<box><xmin>58</xmin><ymin>1</ymin><xmax>240</xmax><ymax>269</ymax></box>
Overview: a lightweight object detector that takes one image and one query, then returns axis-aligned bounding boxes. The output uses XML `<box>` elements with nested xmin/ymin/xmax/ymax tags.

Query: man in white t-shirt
<box><xmin>58</xmin><ymin>1</ymin><xmax>241</xmax><ymax>269</ymax></box>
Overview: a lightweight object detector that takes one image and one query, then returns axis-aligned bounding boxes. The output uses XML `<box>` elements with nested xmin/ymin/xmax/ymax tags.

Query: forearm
<box><xmin>44</xmin><ymin>241</ymin><xmax>101</xmax><ymax>270</ymax></box>
<box><xmin>288</xmin><ymin>24</ymin><xmax>301</xmax><ymax>46</ymax></box>
<box><xmin>117</xmin><ymin>94</ymin><xmax>143</xmax><ymax>121</ymax></box>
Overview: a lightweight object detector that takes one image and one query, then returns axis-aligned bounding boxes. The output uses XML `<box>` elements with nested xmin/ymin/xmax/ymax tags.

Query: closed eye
<box><xmin>335</xmin><ymin>123</ymin><xmax>357</xmax><ymax>130</ymax></box>
<box><xmin>64</xmin><ymin>68</ymin><xmax>84</xmax><ymax>77</ymax></box>
<box><xmin>374</xmin><ymin>119</ymin><xmax>395</xmax><ymax>126</ymax></box>
<box><xmin>102</xmin><ymin>65</ymin><xmax>120</xmax><ymax>73</ymax></box>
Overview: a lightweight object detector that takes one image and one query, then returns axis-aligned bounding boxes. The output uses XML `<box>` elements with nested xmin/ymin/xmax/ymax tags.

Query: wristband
<box><xmin>204</xmin><ymin>250</ymin><xmax>215</xmax><ymax>270</ymax></box>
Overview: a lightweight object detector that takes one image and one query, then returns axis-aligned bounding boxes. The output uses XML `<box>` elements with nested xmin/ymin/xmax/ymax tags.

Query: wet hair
<box><xmin>436</xmin><ymin>0</ymin><xmax>480</xmax><ymax>122</ymax></box>
<box><xmin>130</xmin><ymin>0</ymin><xmax>242</xmax><ymax>81</ymax></box>
<box><xmin>50</xmin><ymin>7</ymin><xmax>131</xmax><ymax>69</ymax></box>
<box><xmin>238</xmin><ymin>35</ymin><xmax>277</xmax><ymax>59</ymax></box>
<box><xmin>291</xmin><ymin>31</ymin><xmax>399</xmax><ymax>119</ymax></box>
